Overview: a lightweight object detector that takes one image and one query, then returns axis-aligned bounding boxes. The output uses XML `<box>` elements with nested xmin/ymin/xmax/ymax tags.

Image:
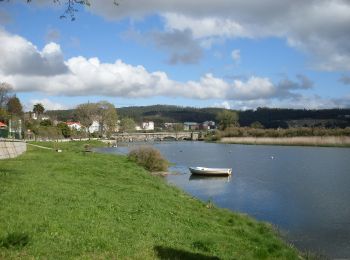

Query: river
<box><xmin>98</xmin><ymin>141</ymin><xmax>350</xmax><ymax>258</ymax></box>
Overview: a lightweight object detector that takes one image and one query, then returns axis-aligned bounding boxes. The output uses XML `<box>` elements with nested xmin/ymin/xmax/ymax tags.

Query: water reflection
<box><xmin>189</xmin><ymin>174</ymin><xmax>232</xmax><ymax>182</ymax></box>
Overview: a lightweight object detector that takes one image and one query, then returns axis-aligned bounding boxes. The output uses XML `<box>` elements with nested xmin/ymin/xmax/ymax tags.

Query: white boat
<box><xmin>189</xmin><ymin>166</ymin><xmax>232</xmax><ymax>176</ymax></box>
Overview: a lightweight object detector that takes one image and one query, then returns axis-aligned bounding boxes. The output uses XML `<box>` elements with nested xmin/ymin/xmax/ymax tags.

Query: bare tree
<box><xmin>76</xmin><ymin>102</ymin><xmax>98</xmax><ymax>136</ymax></box>
<box><xmin>0</xmin><ymin>0</ymin><xmax>119</xmax><ymax>21</ymax></box>
<box><xmin>76</xmin><ymin>101</ymin><xmax>117</xmax><ymax>138</ymax></box>
<box><xmin>96</xmin><ymin>101</ymin><xmax>118</xmax><ymax>137</ymax></box>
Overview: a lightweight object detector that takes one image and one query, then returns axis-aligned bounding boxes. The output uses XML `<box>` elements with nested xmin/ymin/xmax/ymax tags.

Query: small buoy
<box><xmin>179</xmin><ymin>150</ymin><xmax>183</xmax><ymax>152</ymax></box>
<box><xmin>270</xmin><ymin>156</ymin><xmax>274</xmax><ymax>159</ymax></box>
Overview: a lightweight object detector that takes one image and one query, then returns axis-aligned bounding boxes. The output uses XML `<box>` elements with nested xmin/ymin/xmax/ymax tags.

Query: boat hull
<box><xmin>189</xmin><ymin>167</ymin><xmax>232</xmax><ymax>176</ymax></box>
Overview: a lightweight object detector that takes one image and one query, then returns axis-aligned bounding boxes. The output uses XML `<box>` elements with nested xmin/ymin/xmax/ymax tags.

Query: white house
<box><xmin>66</xmin><ymin>122</ymin><xmax>82</xmax><ymax>131</ymax></box>
<box><xmin>31</xmin><ymin>112</ymin><xmax>50</xmax><ymax>121</ymax></box>
<box><xmin>142</xmin><ymin>121</ymin><xmax>154</xmax><ymax>131</ymax></box>
<box><xmin>89</xmin><ymin>121</ymin><xmax>100</xmax><ymax>133</ymax></box>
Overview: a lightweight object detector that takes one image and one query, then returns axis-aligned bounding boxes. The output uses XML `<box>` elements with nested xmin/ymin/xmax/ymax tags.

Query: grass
<box><xmin>0</xmin><ymin>141</ymin><xmax>300</xmax><ymax>259</ymax></box>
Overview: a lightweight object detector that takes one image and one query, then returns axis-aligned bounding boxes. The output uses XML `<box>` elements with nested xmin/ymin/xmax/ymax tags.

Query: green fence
<box><xmin>0</xmin><ymin>129</ymin><xmax>9</xmax><ymax>138</ymax></box>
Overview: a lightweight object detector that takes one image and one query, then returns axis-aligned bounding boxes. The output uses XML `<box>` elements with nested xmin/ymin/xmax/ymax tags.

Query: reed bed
<box><xmin>220</xmin><ymin>136</ymin><xmax>350</xmax><ymax>147</ymax></box>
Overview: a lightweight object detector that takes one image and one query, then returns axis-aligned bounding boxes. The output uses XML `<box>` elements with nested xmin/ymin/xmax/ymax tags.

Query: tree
<box><xmin>7</xmin><ymin>96</ymin><xmax>23</xmax><ymax>116</ymax></box>
<box><xmin>119</xmin><ymin>117</ymin><xmax>136</xmax><ymax>132</ymax></box>
<box><xmin>33</xmin><ymin>103</ymin><xmax>45</xmax><ymax>120</ymax></box>
<box><xmin>40</xmin><ymin>119</ymin><xmax>53</xmax><ymax>127</ymax></box>
<box><xmin>216</xmin><ymin>110</ymin><xmax>239</xmax><ymax>130</ymax></box>
<box><xmin>76</xmin><ymin>102</ymin><xmax>98</xmax><ymax>135</ymax></box>
<box><xmin>250</xmin><ymin>121</ymin><xmax>264</xmax><ymax>129</ymax></box>
<box><xmin>0</xmin><ymin>82</ymin><xmax>12</xmax><ymax>109</ymax></box>
<box><xmin>76</xmin><ymin>101</ymin><xmax>117</xmax><ymax>137</ymax></box>
<box><xmin>96</xmin><ymin>101</ymin><xmax>118</xmax><ymax>137</ymax></box>
<box><xmin>0</xmin><ymin>0</ymin><xmax>119</xmax><ymax>21</ymax></box>
<box><xmin>57</xmin><ymin>122</ymin><xmax>71</xmax><ymax>138</ymax></box>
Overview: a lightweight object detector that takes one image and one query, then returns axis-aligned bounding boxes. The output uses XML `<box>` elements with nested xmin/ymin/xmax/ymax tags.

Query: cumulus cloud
<box><xmin>28</xmin><ymin>98</ymin><xmax>68</xmax><ymax>111</ymax></box>
<box><xmin>0</xmin><ymin>29</ymin><xmax>68</xmax><ymax>76</ymax></box>
<box><xmin>0</xmin><ymin>29</ymin><xmax>315</xmax><ymax>106</ymax></box>
<box><xmin>218</xmin><ymin>95</ymin><xmax>350</xmax><ymax>111</ymax></box>
<box><xmin>151</xmin><ymin>29</ymin><xmax>203</xmax><ymax>64</ymax></box>
<box><xmin>87</xmin><ymin>0</ymin><xmax>350</xmax><ymax>71</ymax></box>
<box><xmin>275</xmin><ymin>74</ymin><xmax>314</xmax><ymax>99</ymax></box>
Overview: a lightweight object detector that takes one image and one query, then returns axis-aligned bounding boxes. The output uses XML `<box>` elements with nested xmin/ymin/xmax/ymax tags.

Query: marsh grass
<box><xmin>0</xmin><ymin>141</ymin><xmax>300</xmax><ymax>259</ymax></box>
<box><xmin>221</xmin><ymin>136</ymin><xmax>350</xmax><ymax>147</ymax></box>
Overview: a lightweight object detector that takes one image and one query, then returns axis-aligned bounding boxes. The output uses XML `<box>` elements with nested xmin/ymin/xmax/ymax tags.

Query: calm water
<box><xmin>99</xmin><ymin>141</ymin><xmax>350</xmax><ymax>258</ymax></box>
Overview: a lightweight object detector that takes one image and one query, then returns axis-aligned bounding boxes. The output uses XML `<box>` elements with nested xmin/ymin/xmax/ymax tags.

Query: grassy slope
<box><xmin>0</xmin><ymin>141</ymin><xmax>299</xmax><ymax>259</ymax></box>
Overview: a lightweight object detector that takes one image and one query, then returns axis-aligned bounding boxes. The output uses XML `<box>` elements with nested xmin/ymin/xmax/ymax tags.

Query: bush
<box><xmin>204</xmin><ymin>130</ymin><xmax>222</xmax><ymax>141</ymax></box>
<box><xmin>128</xmin><ymin>146</ymin><xmax>169</xmax><ymax>172</ymax></box>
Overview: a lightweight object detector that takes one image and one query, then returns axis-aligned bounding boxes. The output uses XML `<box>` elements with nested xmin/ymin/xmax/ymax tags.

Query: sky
<box><xmin>0</xmin><ymin>0</ymin><xmax>350</xmax><ymax>111</ymax></box>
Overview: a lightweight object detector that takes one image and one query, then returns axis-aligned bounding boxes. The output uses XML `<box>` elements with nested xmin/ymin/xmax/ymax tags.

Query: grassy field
<box><xmin>0</xmin><ymin>141</ymin><xmax>300</xmax><ymax>259</ymax></box>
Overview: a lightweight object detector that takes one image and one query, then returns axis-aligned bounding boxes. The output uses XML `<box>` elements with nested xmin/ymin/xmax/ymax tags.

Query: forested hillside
<box><xmin>46</xmin><ymin>105</ymin><xmax>350</xmax><ymax>129</ymax></box>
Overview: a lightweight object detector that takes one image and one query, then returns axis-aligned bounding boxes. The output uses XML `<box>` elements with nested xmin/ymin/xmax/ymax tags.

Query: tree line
<box><xmin>0</xmin><ymin>82</ymin><xmax>120</xmax><ymax>139</ymax></box>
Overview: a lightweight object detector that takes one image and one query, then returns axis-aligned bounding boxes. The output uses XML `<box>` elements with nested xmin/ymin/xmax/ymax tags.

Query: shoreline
<box><xmin>219</xmin><ymin>136</ymin><xmax>350</xmax><ymax>147</ymax></box>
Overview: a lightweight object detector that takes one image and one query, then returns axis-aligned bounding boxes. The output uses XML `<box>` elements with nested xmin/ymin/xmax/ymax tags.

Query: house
<box><xmin>89</xmin><ymin>121</ymin><xmax>100</xmax><ymax>133</ymax></box>
<box><xmin>31</xmin><ymin>112</ymin><xmax>50</xmax><ymax>121</ymax></box>
<box><xmin>0</xmin><ymin>121</ymin><xmax>7</xmax><ymax>129</ymax></box>
<box><xmin>200</xmin><ymin>121</ymin><xmax>216</xmax><ymax>130</ymax></box>
<box><xmin>142</xmin><ymin>121</ymin><xmax>154</xmax><ymax>131</ymax></box>
<box><xmin>164</xmin><ymin>122</ymin><xmax>174</xmax><ymax>129</ymax></box>
<box><xmin>135</xmin><ymin>125</ymin><xmax>142</xmax><ymax>131</ymax></box>
<box><xmin>184</xmin><ymin>122</ymin><xmax>199</xmax><ymax>131</ymax></box>
<box><xmin>66</xmin><ymin>122</ymin><xmax>82</xmax><ymax>131</ymax></box>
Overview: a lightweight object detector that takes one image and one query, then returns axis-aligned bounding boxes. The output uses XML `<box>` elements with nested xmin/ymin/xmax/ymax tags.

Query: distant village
<box><xmin>0</xmin><ymin>110</ymin><xmax>216</xmax><ymax>140</ymax></box>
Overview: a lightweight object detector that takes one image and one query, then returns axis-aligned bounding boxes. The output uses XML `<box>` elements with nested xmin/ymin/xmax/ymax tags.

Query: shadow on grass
<box><xmin>154</xmin><ymin>246</ymin><xmax>220</xmax><ymax>260</ymax></box>
<box><xmin>0</xmin><ymin>168</ymin><xmax>20</xmax><ymax>177</ymax></box>
<box><xmin>0</xmin><ymin>232</ymin><xmax>30</xmax><ymax>249</ymax></box>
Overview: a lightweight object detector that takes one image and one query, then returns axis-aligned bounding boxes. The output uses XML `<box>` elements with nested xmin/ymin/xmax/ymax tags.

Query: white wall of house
<box><xmin>142</xmin><ymin>121</ymin><xmax>154</xmax><ymax>131</ymax></box>
<box><xmin>89</xmin><ymin>121</ymin><xmax>100</xmax><ymax>133</ymax></box>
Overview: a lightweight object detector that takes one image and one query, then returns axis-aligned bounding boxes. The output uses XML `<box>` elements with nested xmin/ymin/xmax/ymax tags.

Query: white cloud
<box><xmin>86</xmin><ymin>0</ymin><xmax>350</xmax><ymax>71</ymax></box>
<box><xmin>0</xmin><ymin>29</ymin><xmax>283</xmax><ymax>101</ymax></box>
<box><xmin>0</xmin><ymin>29</ymin><xmax>331</xmax><ymax>109</ymax></box>
<box><xmin>163</xmin><ymin>13</ymin><xmax>249</xmax><ymax>39</ymax></box>
<box><xmin>0</xmin><ymin>29</ymin><xmax>68</xmax><ymax>76</ymax></box>
<box><xmin>27</xmin><ymin>98</ymin><xmax>68</xmax><ymax>111</ymax></box>
<box><xmin>231</xmin><ymin>49</ymin><xmax>240</xmax><ymax>64</ymax></box>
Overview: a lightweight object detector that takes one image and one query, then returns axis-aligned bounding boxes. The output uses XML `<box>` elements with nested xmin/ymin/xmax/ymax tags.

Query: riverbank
<box><xmin>0</xmin><ymin>141</ymin><xmax>300</xmax><ymax>259</ymax></box>
<box><xmin>219</xmin><ymin>136</ymin><xmax>350</xmax><ymax>147</ymax></box>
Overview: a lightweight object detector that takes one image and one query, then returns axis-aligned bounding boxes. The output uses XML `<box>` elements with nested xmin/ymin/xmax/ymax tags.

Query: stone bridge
<box><xmin>112</xmin><ymin>131</ymin><xmax>202</xmax><ymax>142</ymax></box>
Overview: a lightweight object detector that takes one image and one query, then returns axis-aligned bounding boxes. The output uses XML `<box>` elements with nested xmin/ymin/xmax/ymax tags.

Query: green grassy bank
<box><xmin>0</xmin><ymin>141</ymin><xmax>300</xmax><ymax>259</ymax></box>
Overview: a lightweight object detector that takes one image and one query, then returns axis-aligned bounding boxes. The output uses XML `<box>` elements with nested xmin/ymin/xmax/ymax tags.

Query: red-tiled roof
<box><xmin>0</xmin><ymin>121</ymin><xmax>7</xmax><ymax>127</ymax></box>
<box><xmin>66</xmin><ymin>122</ymin><xmax>81</xmax><ymax>125</ymax></box>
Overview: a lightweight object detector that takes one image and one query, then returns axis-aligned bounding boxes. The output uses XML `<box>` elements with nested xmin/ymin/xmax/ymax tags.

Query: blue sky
<box><xmin>0</xmin><ymin>0</ymin><xmax>350</xmax><ymax>111</ymax></box>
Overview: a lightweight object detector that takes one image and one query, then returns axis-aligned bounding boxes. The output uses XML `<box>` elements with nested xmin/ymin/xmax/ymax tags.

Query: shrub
<box><xmin>205</xmin><ymin>130</ymin><xmax>222</xmax><ymax>141</ymax></box>
<box><xmin>128</xmin><ymin>146</ymin><xmax>169</xmax><ymax>172</ymax></box>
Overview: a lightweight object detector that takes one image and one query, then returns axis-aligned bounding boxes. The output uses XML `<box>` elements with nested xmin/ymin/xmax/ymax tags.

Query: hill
<box><xmin>46</xmin><ymin>105</ymin><xmax>350</xmax><ymax>129</ymax></box>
